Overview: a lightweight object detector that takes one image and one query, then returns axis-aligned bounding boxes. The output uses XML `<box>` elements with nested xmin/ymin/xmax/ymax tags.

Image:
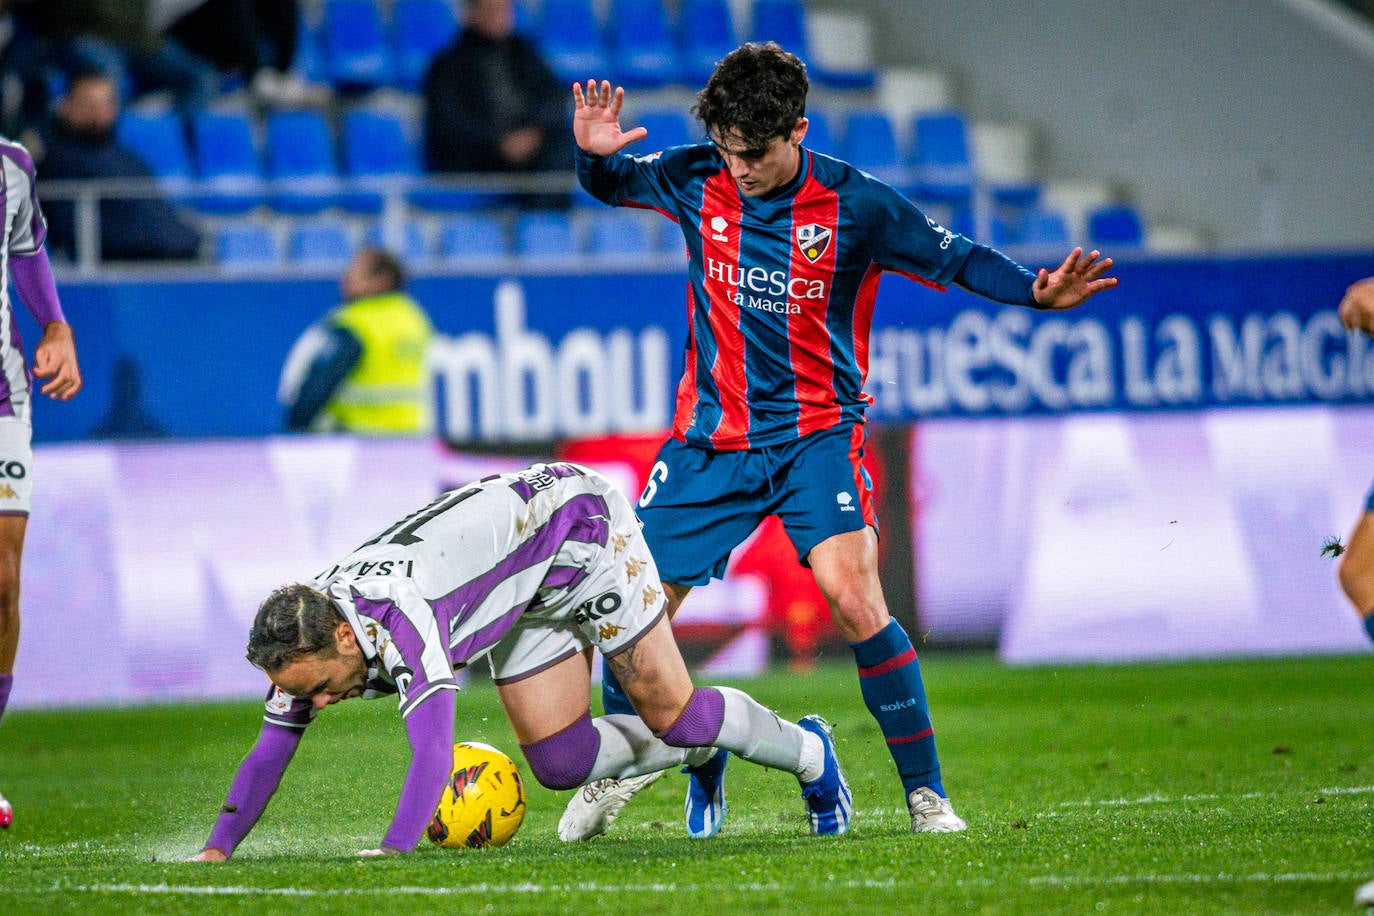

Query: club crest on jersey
<box><xmin>795</xmin><ymin>224</ymin><xmax>833</xmax><ymax>262</ymax></box>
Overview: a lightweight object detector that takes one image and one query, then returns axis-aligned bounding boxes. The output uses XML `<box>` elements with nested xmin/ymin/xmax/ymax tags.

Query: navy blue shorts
<box><xmin>635</xmin><ymin>423</ymin><xmax>878</xmax><ymax>586</ymax></box>
<box><xmin>1366</xmin><ymin>478</ymin><xmax>1374</xmax><ymax>512</ymax></box>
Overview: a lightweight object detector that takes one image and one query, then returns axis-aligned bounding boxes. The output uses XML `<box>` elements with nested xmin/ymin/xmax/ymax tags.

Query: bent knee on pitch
<box><xmin>519</xmin><ymin>711</ymin><xmax>599</xmax><ymax>790</ymax></box>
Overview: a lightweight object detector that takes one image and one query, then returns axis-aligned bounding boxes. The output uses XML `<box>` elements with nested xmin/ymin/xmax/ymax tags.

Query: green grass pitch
<box><xmin>1</xmin><ymin>653</ymin><xmax>1370</xmax><ymax>914</ymax></box>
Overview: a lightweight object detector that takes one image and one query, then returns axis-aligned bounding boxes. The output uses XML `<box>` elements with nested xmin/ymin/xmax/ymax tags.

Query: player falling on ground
<box><xmin>191</xmin><ymin>462</ymin><xmax>851</xmax><ymax>859</ymax></box>
<box><xmin>560</xmin><ymin>42</ymin><xmax>1118</xmax><ymax>842</ymax></box>
<box><xmin>0</xmin><ymin>136</ymin><xmax>83</xmax><ymax>829</ymax></box>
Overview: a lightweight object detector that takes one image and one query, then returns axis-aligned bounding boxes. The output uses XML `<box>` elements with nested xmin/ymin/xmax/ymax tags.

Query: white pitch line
<box><xmin>1046</xmin><ymin>784</ymin><xmax>1374</xmax><ymax>814</ymax></box>
<box><xmin>40</xmin><ymin>878</ymin><xmax>901</xmax><ymax>898</ymax></box>
<box><xmin>1029</xmin><ymin>870</ymin><xmax>1369</xmax><ymax>888</ymax></box>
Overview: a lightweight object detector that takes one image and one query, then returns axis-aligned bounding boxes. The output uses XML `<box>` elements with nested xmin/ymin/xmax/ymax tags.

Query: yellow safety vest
<box><xmin>322</xmin><ymin>291</ymin><xmax>435</xmax><ymax>435</ymax></box>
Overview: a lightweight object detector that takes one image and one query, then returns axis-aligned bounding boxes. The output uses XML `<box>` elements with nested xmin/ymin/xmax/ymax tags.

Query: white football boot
<box><xmin>558</xmin><ymin>770</ymin><xmax>664</xmax><ymax>842</ymax></box>
<box><xmin>0</xmin><ymin>788</ymin><xmax>11</xmax><ymax>828</ymax></box>
<box><xmin>908</xmin><ymin>786</ymin><xmax>967</xmax><ymax>833</ymax></box>
<box><xmin>1356</xmin><ymin>878</ymin><xmax>1374</xmax><ymax>912</ymax></box>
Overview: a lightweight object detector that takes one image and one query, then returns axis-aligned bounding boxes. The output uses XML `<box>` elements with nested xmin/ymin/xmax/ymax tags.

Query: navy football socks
<box><xmin>850</xmin><ymin>619</ymin><xmax>946</xmax><ymax>799</ymax></box>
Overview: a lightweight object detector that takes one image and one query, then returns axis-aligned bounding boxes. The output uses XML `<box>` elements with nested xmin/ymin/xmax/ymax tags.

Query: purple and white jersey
<box><xmin>264</xmin><ymin>462</ymin><xmax>662</xmax><ymax>728</ymax></box>
<box><xmin>0</xmin><ymin>137</ymin><xmax>45</xmax><ymax>422</ymax></box>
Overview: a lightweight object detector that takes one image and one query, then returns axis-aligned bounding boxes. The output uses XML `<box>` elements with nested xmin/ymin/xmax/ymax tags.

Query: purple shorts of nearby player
<box><xmin>635</xmin><ymin>422</ymin><xmax>877</xmax><ymax>586</ymax></box>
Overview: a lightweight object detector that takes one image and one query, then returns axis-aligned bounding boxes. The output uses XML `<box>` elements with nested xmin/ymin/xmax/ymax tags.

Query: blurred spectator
<box><xmin>39</xmin><ymin>70</ymin><xmax>202</xmax><ymax>263</ymax></box>
<box><xmin>0</xmin><ymin>1</ymin><xmax>54</xmax><ymax>150</ymax></box>
<box><xmin>278</xmin><ymin>247</ymin><xmax>435</xmax><ymax>435</ymax></box>
<box><xmin>423</xmin><ymin>0</ymin><xmax>571</xmax><ymax>206</ymax></box>
<box><xmin>165</xmin><ymin>0</ymin><xmax>326</xmax><ymax>106</ymax></box>
<box><xmin>18</xmin><ymin>0</ymin><xmax>217</xmax><ymax>116</ymax></box>
<box><xmin>91</xmin><ymin>355</ymin><xmax>166</xmax><ymax>439</ymax></box>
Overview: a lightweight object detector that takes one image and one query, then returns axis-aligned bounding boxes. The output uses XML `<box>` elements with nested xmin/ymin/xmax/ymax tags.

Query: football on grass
<box><xmin>427</xmin><ymin>741</ymin><xmax>527</xmax><ymax>849</ymax></box>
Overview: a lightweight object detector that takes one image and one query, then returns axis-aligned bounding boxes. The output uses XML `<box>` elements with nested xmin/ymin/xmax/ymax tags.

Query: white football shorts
<box><xmin>487</xmin><ymin>483</ymin><xmax>668</xmax><ymax>684</ymax></box>
<box><xmin>0</xmin><ymin>418</ymin><xmax>35</xmax><ymax>515</ymax></box>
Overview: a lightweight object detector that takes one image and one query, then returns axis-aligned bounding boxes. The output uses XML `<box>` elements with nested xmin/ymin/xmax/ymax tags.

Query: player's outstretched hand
<box><xmin>572</xmin><ymin>80</ymin><xmax>649</xmax><ymax>156</ymax></box>
<box><xmin>1338</xmin><ymin>277</ymin><xmax>1374</xmax><ymax>338</ymax></box>
<box><xmin>1031</xmin><ymin>247</ymin><xmax>1119</xmax><ymax>311</ymax></box>
<box><xmin>189</xmin><ymin>848</ymin><xmax>228</xmax><ymax>862</ymax></box>
<box><xmin>32</xmin><ymin>320</ymin><xmax>81</xmax><ymax>401</ymax></box>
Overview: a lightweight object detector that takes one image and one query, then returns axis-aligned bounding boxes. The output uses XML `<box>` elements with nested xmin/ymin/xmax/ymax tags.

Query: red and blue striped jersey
<box><xmin>578</xmin><ymin>143</ymin><xmax>976</xmax><ymax>449</ymax></box>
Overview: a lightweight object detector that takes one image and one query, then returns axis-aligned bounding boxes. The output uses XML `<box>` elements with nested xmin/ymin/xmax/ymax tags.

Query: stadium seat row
<box><xmin>215</xmin><ymin>209</ymin><xmax>679</xmax><ymax>270</ymax></box>
<box><xmin>301</xmin><ymin>0</ymin><xmax>873</xmax><ymax>93</ymax></box>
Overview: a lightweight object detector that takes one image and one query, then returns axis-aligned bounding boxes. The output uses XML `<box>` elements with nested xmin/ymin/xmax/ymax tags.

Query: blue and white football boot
<box><xmin>797</xmin><ymin>715</ymin><xmax>853</xmax><ymax>835</ymax></box>
<box><xmin>683</xmin><ymin>748</ymin><xmax>729</xmax><ymax>839</ymax></box>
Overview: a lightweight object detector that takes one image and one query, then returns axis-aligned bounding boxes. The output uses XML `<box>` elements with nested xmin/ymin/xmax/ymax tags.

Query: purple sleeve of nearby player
<box><xmin>381</xmin><ymin>688</ymin><xmax>456</xmax><ymax>852</ymax></box>
<box><xmin>204</xmin><ymin>723</ymin><xmax>303</xmax><ymax>856</ymax></box>
<box><xmin>9</xmin><ymin>249</ymin><xmax>66</xmax><ymax>325</ymax></box>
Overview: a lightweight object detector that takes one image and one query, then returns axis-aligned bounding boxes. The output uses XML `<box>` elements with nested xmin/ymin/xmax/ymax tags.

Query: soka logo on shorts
<box><xmin>836</xmin><ymin>491</ymin><xmax>855</xmax><ymax>512</ymax></box>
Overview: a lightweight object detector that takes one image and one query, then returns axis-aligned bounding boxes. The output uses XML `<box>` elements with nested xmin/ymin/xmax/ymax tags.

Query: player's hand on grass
<box><xmin>572</xmin><ymin>80</ymin><xmax>649</xmax><ymax>156</ymax></box>
<box><xmin>1032</xmin><ymin>247</ymin><xmax>1118</xmax><ymax>311</ymax></box>
<box><xmin>32</xmin><ymin>320</ymin><xmax>81</xmax><ymax>400</ymax></box>
<box><xmin>1338</xmin><ymin>277</ymin><xmax>1374</xmax><ymax>337</ymax></box>
<box><xmin>189</xmin><ymin>848</ymin><xmax>228</xmax><ymax>862</ymax></box>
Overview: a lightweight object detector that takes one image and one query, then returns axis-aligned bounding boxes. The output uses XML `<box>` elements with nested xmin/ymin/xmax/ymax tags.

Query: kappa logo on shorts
<box><xmin>624</xmin><ymin>556</ymin><xmax>646</xmax><ymax>581</ymax></box>
<box><xmin>0</xmin><ymin>484</ymin><xmax>15</xmax><ymax>500</ymax></box>
<box><xmin>596</xmin><ymin>622</ymin><xmax>625</xmax><ymax>641</ymax></box>
<box><xmin>836</xmin><ymin>491</ymin><xmax>855</xmax><ymax>512</ymax></box>
<box><xmin>796</xmin><ymin>224</ymin><xmax>833</xmax><ymax>263</ymax></box>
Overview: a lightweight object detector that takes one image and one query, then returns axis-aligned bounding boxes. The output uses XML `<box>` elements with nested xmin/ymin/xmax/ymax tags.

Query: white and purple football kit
<box><xmin>0</xmin><ymin>137</ymin><xmax>68</xmax><ymax>516</ymax></box>
<box><xmin>208</xmin><ymin>462</ymin><xmax>671</xmax><ymax>853</ymax></box>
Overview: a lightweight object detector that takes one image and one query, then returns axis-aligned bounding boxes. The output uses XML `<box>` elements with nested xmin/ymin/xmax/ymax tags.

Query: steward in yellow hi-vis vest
<box><xmin>279</xmin><ymin>248</ymin><xmax>435</xmax><ymax>435</ymax></box>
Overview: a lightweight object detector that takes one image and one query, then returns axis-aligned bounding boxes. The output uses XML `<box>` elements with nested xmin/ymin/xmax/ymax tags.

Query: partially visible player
<box><xmin>0</xmin><ymin>136</ymin><xmax>83</xmax><ymax>829</ymax></box>
<box><xmin>1337</xmin><ymin>277</ymin><xmax>1374</xmax><ymax>644</ymax></box>
<box><xmin>561</xmin><ymin>42</ymin><xmax>1117</xmax><ymax>842</ymax></box>
<box><xmin>190</xmin><ymin>462</ymin><xmax>851</xmax><ymax>859</ymax></box>
<box><xmin>1339</xmin><ymin>276</ymin><xmax>1374</xmax><ymax>913</ymax></box>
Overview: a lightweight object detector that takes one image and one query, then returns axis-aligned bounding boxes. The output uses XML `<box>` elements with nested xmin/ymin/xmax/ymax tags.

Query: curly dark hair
<box><xmin>692</xmin><ymin>42</ymin><xmax>809</xmax><ymax>150</ymax></box>
<box><xmin>245</xmin><ymin>583</ymin><xmax>344</xmax><ymax>673</ymax></box>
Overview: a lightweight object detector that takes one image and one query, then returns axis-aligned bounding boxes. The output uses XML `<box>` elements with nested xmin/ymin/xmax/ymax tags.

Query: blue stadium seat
<box><xmin>536</xmin><ymin>0</ymin><xmax>610</xmax><ymax>85</ymax></box>
<box><xmin>117</xmin><ymin>108</ymin><xmax>193</xmax><ymax>184</ymax></box>
<box><xmin>436</xmin><ymin>213</ymin><xmax>508</xmax><ymax>262</ymax></box>
<box><xmin>216</xmin><ymin>222</ymin><xmax>283</xmax><ymax>269</ymax></box>
<box><xmin>910</xmin><ymin>181</ymin><xmax>975</xmax><ymax>238</ymax></box>
<box><xmin>392</xmin><ymin>0</ymin><xmax>460</xmax><ymax>90</ymax></box>
<box><xmin>1088</xmin><ymin>204</ymin><xmax>1145</xmax><ymax>247</ymax></box>
<box><xmin>289</xmin><ymin>218</ymin><xmax>355</xmax><ymax>269</ymax></box>
<box><xmin>677</xmin><ymin>0</ymin><xmax>737</xmax><ymax>86</ymax></box>
<box><xmin>264</xmin><ymin>109</ymin><xmax>342</xmax><ymax>214</ymax></box>
<box><xmin>749</xmin><ymin>0</ymin><xmax>809</xmax><ymax>58</ymax></box>
<box><xmin>363</xmin><ymin>218</ymin><xmax>432</xmax><ymax>264</ymax></box>
<box><xmin>321</xmin><ymin>0</ymin><xmax>394</xmax><ymax>89</ymax></box>
<box><xmin>190</xmin><ymin>108</ymin><xmax>265</xmax><ymax>214</ymax></box>
<box><xmin>839</xmin><ymin>108</ymin><xmax>904</xmax><ymax>184</ymax></box>
<box><xmin>634</xmin><ymin>107</ymin><xmax>696</xmax><ymax>152</ymax></box>
<box><xmin>910</xmin><ymin>110</ymin><xmax>974</xmax><ymax>192</ymax></box>
<box><xmin>340</xmin><ymin>107</ymin><xmax>420</xmax><ymax>213</ymax></box>
<box><xmin>295</xmin><ymin>7</ymin><xmax>329</xmax><ymax>86</ymax></box>
<box><xmin>607</xmin><ymin>0</ymin><xmax>679</xmax><ymax>88</ymax></box>
<box><xmin>585</xmin><ymin>210</ymin><xmax>657</xmax><ymax>256</ymax></box>
<box><xmin>513</xmin><ymin>210</ymin><xmax>577</xmax><ymax>259</ymax></box>
<box><xmin>802</xmin><ymin>107</ymin><xmax>834</xmax><ymax>156</ymax></box>
<box><xmin>992</xmin><ymin>207</ymin><xmax>1070</xmax><ymax>250</ymax></box>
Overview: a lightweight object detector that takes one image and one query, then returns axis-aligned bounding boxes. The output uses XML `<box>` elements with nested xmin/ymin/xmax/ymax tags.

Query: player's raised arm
<box><xmin>572</xmin><ymin>79</ymin><xmax>649</xmax><ymax>156</ymax></box>
<box><xmin>1031</xmin><ymin>247</ymin><xmax>1119</xmax><ymax>311</ymax></box>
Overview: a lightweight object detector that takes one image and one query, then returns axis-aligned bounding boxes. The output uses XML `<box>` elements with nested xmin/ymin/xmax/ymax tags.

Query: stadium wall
<box><xmin>14</xmin><ymin>252</ymin><xmax>1374</xmax><ymax>708</ymax></box>
<box><xmin>851</xmin><ymin>0</ymin><xmax>1374</xmax><ymax>250</ymax></box>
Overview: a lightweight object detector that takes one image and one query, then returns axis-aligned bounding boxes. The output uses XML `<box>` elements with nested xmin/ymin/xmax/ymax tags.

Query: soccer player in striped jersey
<box><xmin>191</xmin><ymin>462</ymin><xmax>851</xmax><ymax>859</ymax></box>
<box><xmin>560</xmin><ymin>42</ymin><xmax>1118</xmax><ymax>841</ymax></box>
<box><xmin>0</xmin><ymin>136</ymin><xmax>83</xmax><ymax>830</ymax></box>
